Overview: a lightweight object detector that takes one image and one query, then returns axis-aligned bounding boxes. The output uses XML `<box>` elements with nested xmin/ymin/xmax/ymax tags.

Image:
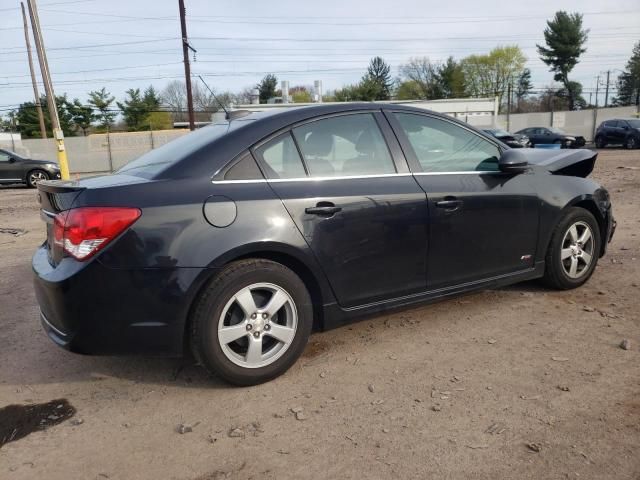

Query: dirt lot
<box><xmin>0</xmin><ymin>149</ymin><xmax>638</xmax><ymax>480</ymax></box>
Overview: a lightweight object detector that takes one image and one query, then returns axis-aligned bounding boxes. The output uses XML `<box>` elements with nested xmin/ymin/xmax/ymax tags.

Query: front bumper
<box><xmin>32</xmin><ymin>245</ymin><xmax>210</xmax><ymax>356</ymax></box>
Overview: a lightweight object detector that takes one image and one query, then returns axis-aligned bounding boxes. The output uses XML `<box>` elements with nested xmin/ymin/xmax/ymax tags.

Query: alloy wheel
<box><xmin>29</xmin><ymin>171</ymin><xmax>47</xmax><ymax>187</ymax></box>
<box><xmin>627</xmin><ymin>137</ymin><xmax>637</xmax><ymax>149</ymax></box>
<box><xmin>560</xmin><ymin>221</ymin><xmax>595</xmax><ymax>279</ymax></box>
<box><xmin>217</xmin><ymin>282</ymin><xmax>297</xmax><ymax>369</ymax></box>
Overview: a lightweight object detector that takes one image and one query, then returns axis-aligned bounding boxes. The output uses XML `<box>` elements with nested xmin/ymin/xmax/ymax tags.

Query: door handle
<box><xmin>305</xmin><ymin>202</ymin><xmax>342</xmax><ymax>216</ymax></box>
<box><xmin>435</xmin><ymin>198</ymin><xmax>463</xmax><ymax>211</ymax></box>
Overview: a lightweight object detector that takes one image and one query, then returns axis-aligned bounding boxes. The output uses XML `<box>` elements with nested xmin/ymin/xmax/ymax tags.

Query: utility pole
<box><xmin>592</xmin><ymin>75</ymin><xmax>600</xmax><ymax>141</ymax></box>
<box><xmin>178</xmin><ymin>0</ymin><xmax>195</xmax><ymax>131</ymax></box>
<box><xmin>21</xmin><ymin>2</ymin><xmax>46</xmax><ymax>139</ymax></box>
<box><xmin>604</xmin><ymin>70</ymin><xmax>611</xmax><ymax>108</ymax></box>
<box><xmin>27</xmin><ymin>0</ymin><xmax>69</xmax><ymax>179</ymax></box>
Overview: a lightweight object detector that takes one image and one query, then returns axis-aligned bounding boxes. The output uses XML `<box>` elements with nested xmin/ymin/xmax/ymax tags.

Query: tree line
<box><xmin>2</xmin><ymin>10</ymin><xmax>639</xmax><ymax>138</ymax></box>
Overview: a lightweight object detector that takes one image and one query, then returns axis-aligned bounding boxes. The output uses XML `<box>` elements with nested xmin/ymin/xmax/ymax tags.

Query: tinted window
<box><xmin>223</xmin><ymin>152</ymin><xmax>263</xmax><ymax>181</ymax></box>
<box><xmin>394</xmin><ymin>113</ymin><xmax>500</xmax><ymax>173</ymax></box>
<box><xmin>116</xmin><ymin>122</ymin><xmax>250</xmax><ymax>178</ymax></box>
<box><xmin>292</xmin><ymin>114</ymin><xmax>395</xmax><ymax>177</ymax></box>
<box><xmin>0</xmin><ymin>152</ymin><xmax>9</xmax><ymax>162</ymax></box>
<box><xmin>627</xmin><ymin>119</ymin><xmax>640</xmax><ymax>128</ymax></box>
<box><xmin>254</xmin><ymin>133</ymin><xmax>306</xmax><ymax>179</ymax></box>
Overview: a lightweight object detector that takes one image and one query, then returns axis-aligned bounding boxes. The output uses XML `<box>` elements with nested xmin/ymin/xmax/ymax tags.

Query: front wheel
<box><xmin>27</xmin><ymin>169</ymin><xmax>49</xmax><ymax>188</ymax></box>
<box><xmin>542</xmin><ymin>207</ymin><xmax>601</xmax><ymax>290</ymax></box>
<box><xmin>190</xmin><ymin>259</ymin><xmax>312</xmax><ymax>386</ymax></box>
<box><xmin>595</xmin><ymin>136</ymin><xmax>606</xmax><ymax>149</ymax></box>
<box><xmin>625</xmin><ymin>136</ymin><xmax>637</xmax><ymax>149</ymax></box>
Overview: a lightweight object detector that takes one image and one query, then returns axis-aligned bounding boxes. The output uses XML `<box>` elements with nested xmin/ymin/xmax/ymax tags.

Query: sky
<box><xmin>0</xmin><ymin>0</ymin><xmax>639</xmax><ymax>114</ymax></box>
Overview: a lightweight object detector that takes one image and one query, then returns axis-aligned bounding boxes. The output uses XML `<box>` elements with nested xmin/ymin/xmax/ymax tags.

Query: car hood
<box><xmin>520</xmin><ymin>148</ymin><xmax>597</xmax><ymax>178</ymax></box>
<box><xmin>24</xmin><ymin>158</ymin><xmax>60</xmax><ymax>167</ymax></box>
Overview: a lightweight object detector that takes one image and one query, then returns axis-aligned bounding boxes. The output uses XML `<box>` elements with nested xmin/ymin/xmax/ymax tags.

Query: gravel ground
<box><xmin>0</xmin><ymin>149</ymin><xmax>638</xmax><ymax>480</ymax></box>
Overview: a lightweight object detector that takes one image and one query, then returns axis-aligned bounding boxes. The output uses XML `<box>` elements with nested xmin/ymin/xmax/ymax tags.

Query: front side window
<box><xmin>254</xmin><ymin>133</ymin><xmax>306</xmax><ymax>179</ymax></box>
<box><xmin>394</xmin><ymin>113</ymin><xmax>501</xmax><ymax>173</ymax></box>
<box><xmin>292</xmin><ymin>114</ymin><xmax>395</xmax><ymax>177</ymax></box>
<box><xmin>0</xmin><ymin>152</ymin><xmax>9</xmax><ymax>162</ymax></box>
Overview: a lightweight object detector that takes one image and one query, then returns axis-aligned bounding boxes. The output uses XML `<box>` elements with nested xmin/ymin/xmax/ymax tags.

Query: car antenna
<box><xmin>197</xmin><ymin>75</ymin><xmax>229</xmax><ymax>116</ymax></box>
<box><xmin>197</xmin><ymin>75</ymin><xmax>252</xmax><ymax>122</ymax></box>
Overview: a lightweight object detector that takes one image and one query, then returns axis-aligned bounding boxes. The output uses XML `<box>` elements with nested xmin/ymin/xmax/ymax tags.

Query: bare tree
<box><xmin>399</xmin><ymin>57</ymin><xmax>442</xmax><ymax>99</ymax></box>
<box><xmin>161</xmin><ymin>80</ymin><xmax>187</xmax><ymax>122</ymax></box>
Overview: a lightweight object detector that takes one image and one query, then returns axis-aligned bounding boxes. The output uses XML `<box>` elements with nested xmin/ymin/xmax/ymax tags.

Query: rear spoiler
<box><xmin>36</xmin><ymin>180</ymin><xmax>85</xmax><ymax>213</ymax></box>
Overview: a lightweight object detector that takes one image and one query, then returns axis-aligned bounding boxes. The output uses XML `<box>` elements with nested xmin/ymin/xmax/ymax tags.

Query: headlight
<box><xmin>565</xmin><ymin>137</ymin><xmax>576</xmax><ymax>141</ymax></box>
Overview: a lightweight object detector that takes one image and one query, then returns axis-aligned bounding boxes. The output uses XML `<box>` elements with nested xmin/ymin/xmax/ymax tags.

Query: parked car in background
<box><xmin>594</xmin><ymin>118</ymin><xmax>640</xmax><ymax>149</ymax></box>
<box><xmin>515</xmin><ymin>127</ymin><xmax>586</xmax><ymax>148</ymax></box>
<box><xmin>482</xmin><ymin>129</ymin><xmax>531</xmax><ymax>148</ymax></box>
<box><xmin>33</xmin><ymin>104</ymin><xmax>615</xmax><ymax>386</ymax></box>
<box><xmin>0</xmin><ymin>148</ymin><xmax>61</xmax><ymax>187</ymax></box>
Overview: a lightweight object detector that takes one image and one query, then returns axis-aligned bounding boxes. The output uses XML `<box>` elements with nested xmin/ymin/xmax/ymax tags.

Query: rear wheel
<box><xmin>542</xmin><ymin>207</ymin><xmax>601</xmax><ymax>290</ymax></box>
<box><xmin>27</xmin><ymin>169</ymin><xmax>49</xmax><ymax>188</ymax></box>
<box><xmin>625</xmin><ymin>136</ymin><xmax>637</xmax><ymax>149</ymax></box>
<box><xmin>190</xmin><ymin>259</ymin><xmax>312</xmax><ymax>386</ymax></box>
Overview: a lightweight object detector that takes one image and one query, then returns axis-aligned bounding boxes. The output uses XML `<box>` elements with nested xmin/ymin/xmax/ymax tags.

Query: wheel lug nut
<box><xmin>246</xmin><ymin>324</ymin><xmax>252</xmax><ymax>331</ymax></box>
<box><xmin>251</xmin><ymin>313</ymin><xmax>257</xmax><ymax>319</ymax></box>
<box><xmin>264</xmin><ymin>324</ymin><xmax>271</xmax><ymax>331</ymax></box>
<box><xmin>262</xmin><ymin>313</ymin><xmax>268</xmax><ymax>319</ymax></box>
<box><xmin>253</xmin><ymin>332</ymin><xmax>260</xmax><ymax>338</ymax></box>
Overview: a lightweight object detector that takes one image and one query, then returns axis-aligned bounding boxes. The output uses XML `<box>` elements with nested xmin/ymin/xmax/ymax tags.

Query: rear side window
<box><xmin>223</xmin><ymin>152</ymin><xmax>263</xmax><ymax>181</ymax></box>
<box><xmin>291</xmin><ymin>114</ymin><xmax>395</xmax><ymax>177</ymax></box>
<box><xmin>394</xmin><ymin>113</ymin><xmax>500</xmax><ymax>173</ymax></box>
<box><xmin>254</xmin><ymin>133</ymin><xmax>306</xmax><ymax>179</ymax></box>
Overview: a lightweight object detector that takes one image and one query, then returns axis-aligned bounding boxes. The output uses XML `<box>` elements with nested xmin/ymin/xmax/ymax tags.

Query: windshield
<box><xmin>490</xmin><ymin>129</ymin><xmax>511</xmax><ymax>137</ymax></box>
<box><xmin>627</xmin><ymin>119</ymin><xmax>640</xmax><ymax>128</ymax></box>
<box><xmin>116</xmin><ymin>121</ymin><xmax>249</xmax><ymax>178</ymax></box>
<box><xmin>548</xmin><ymin>127</ymin><xmax>566</xmax><ymax>134</ymax></box>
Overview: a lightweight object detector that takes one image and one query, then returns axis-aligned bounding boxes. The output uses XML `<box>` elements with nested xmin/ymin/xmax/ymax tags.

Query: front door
<box><xmin>388</xmin><ymin>112</ymin><xmax>539</xmax><ymax>289</ymax></box>
<box><xmin>252</xmin><ymin>112</ymin><xmax>428</xmax><ymax>308</ymax></box>
<box><xmin>0</xmin><ymin>150</ymin><xmax>20</xmax><ymax>182</ymax></box>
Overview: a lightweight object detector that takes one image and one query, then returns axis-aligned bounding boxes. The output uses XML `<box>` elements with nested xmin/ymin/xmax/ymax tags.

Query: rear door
<box><xmin>387</xmin><ymin>111</ymin><xmax>539</xmax><ymax>289</ymax></box>
<box><xmin>252</xmin><ymin>111</ymin><xmax>428</xmax><ymax>308</ymax></box>
<box><xmin>605</xmin><ymin>121</ymin><xmax>619</xmax><ymax>143</ymax></box>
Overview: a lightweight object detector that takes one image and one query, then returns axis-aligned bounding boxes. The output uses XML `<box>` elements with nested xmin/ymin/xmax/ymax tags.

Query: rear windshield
<box><xmin>116</xmin><ymin>121</ymin><xmax>249</xmax><ymax>178</ymax></box>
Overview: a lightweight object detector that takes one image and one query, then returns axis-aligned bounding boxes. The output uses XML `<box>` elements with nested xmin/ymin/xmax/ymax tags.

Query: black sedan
<box><xmin>515</xmin><ymin>127</ymin><xmax>586</xmax><ymax>148</ymax></box>
<box><xmin>482</xmin><ymin>128</ymin><xmax>531</xmax><ymax>148</ymax></box>
<box><xmin>0</xmin><ymin>148</ymin><xmax>61</xmax><ymax>187</ymax></box>
<box><xmin>33</xmin><ymin>104</ymin><xmax>615</xmax><ymax>385</ymax></box>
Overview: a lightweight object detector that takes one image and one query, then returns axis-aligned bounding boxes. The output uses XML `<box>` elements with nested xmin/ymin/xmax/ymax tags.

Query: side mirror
<box><xmin>8</xmin><ymin>157</ymin><xmax>16</xmax><ymax>163</ymax></box>
<box><xmin>499</xmin><ymin>149</ymin><xmax>528</xmax><ymax>173</ymax></box>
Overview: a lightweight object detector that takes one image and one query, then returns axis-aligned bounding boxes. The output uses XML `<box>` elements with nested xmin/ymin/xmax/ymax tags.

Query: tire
<box><xmin>542</xmin><ymin>207</ymin><xmax>601</xmax><ymax>290</ymax></box>
<box><xmin>595</xmin><ymin>136</ymin><xmax>606</xmax><ymax>149</ymax></box>
<box><xmin>27</xmin><ymin>169</ymin><xmax>49</xmax><ymax>188</ymax></box>
<box><xmin>190</xmin><ymin>259</ymin><xmax>312</xmax><ymax>386</ymax></box>
<box><xmin>625</xmin><ymin>136</ymin><xmax>637</xmax><ymax>149</ymax></box>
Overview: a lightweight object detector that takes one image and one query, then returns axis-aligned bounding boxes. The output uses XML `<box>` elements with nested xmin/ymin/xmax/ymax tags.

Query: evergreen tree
<box><xmin>612</xmin><ymin>41</ymin><xmax>640</xmax><ymax>107</ymax></box>
<box><xmin>537</xmin><ymin>11</ymin><xmax>589</xmax><ymax>110</ymax></box>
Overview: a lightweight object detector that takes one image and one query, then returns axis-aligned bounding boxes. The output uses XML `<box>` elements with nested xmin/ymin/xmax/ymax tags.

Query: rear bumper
<box><xmin>32</xmin><ymin>245</ymin><xmax>213</xmax><ymax>356</ymax></box>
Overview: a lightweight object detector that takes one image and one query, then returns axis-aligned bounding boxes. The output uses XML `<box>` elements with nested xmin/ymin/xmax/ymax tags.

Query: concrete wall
<box><xmin>2</xmin><ymin>105</ymin><xmax>637</xmax><ymax>176</ymax></box>
<box><xmin>496</xmin><ymin>106</ymin><xmax>639</xmax><ymax>141</ymax></box>
<box><xmin>0</xmin><ymin>129</ymin><xmax>189</xmax><ymax>174</ymax></box>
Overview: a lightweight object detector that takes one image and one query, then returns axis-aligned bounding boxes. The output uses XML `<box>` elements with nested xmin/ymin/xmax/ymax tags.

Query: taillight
<box><xmin>53</xmin><ymin>207</ymin><xmax>141</xmax><ymax>261</ymax></box>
